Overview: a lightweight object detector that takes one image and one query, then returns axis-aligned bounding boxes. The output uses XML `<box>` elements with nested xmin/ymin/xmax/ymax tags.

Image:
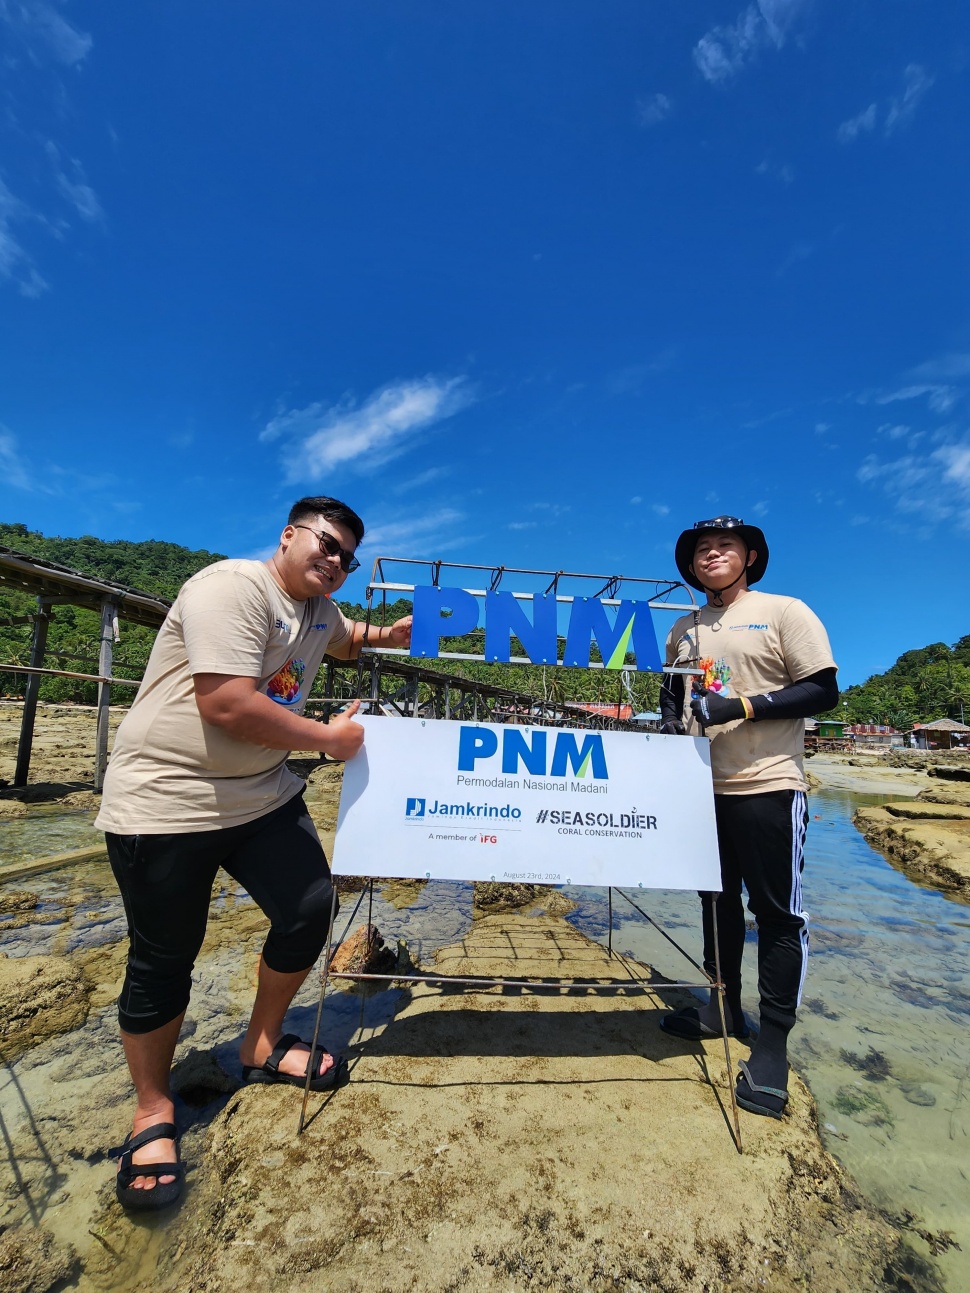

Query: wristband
<box><xmin>740</xmin><ymin>695</ymin><xmax>754</xmax><ymax>721</ymax></box>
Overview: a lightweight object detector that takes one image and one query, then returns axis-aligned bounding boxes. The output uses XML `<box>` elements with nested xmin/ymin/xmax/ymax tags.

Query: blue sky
<box><xmin>0</xmin><ymin>0</ymin><xmax>967</xmax><ymax>685</ymax></box>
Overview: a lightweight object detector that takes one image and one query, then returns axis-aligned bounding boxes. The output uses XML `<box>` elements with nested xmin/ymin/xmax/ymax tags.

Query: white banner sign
<box><xmin>332</xmin><ymin>716</ymin><xmax>721</xmax><ymax>891</ymax></box>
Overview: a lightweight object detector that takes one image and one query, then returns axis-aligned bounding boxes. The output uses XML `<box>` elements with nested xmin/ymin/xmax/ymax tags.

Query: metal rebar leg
<box><xmin>711</xmin><ymin>895</ymin><xmax>743</xmax><ymax>1153</ymax></box>
<box><xmin>297</xmin><ymin>885</ymin><xmax>340</xmax><ymax>1136</ymax></box>
<box><xmin>355</xmin><ymin>879</ymin><xmax>375</xmax><ymax>1041</ymax></box>
<box><xmin>607</xmin><ymin>887</ymin><xmax>613</xmax><ymax>958</ymax></box>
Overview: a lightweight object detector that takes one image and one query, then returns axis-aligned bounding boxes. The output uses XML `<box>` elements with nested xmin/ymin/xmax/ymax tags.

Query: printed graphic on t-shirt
<box><xmin>267</xmin><ymin>657</ymin><xmax>305</xmax><ymax>706</ymax></box>
<box><xmin>693</xmin><ymin>656</ymin><xmax>731</xmax><ymax>698</ymax></box>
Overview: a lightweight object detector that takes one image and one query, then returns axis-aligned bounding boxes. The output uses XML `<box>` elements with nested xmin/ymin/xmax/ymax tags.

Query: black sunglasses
<box><xmin>693</xmin><ymin>516</ymin><xmax>744</xmax><ymax>530</ymax></box>
<box><xmin>293</xmin><ymin>524</ymin><xmax>360</xmax><ymax>573</ymax></box>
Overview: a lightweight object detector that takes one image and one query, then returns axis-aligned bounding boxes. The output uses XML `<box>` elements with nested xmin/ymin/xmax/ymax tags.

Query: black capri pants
<box><xmin>105</xmin><ymin>792</ymin><xmax>338</xmax><ymax>1035</ymax></box>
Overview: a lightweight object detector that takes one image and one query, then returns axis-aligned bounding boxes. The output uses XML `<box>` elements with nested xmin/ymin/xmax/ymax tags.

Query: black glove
<box><xmin>690</xmin><ymin>689</ymin><xmax>746</xmax><ymax>728</ymax></box>
<box><xmin>659</xmin><ymin>672</ymin><xmax>686</xmax><ymax>735</ymax></box>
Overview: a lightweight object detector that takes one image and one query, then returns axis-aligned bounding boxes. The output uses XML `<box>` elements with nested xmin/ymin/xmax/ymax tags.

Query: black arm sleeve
<box><xmin>748</xmin><ymin>667</ymin><xmax>839</xmax><ymax>722</ymax></box>
<box><xmin>659</xmin><ymin>671</ymin><xmax>685</xmax><ymax>727</ymax></box>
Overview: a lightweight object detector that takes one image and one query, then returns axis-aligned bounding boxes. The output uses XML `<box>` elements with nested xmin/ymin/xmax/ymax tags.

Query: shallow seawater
<box><xmin>3</xmin><ymin>789</ymin><xmax>968</xmax><ymax>1289</ymax></box>
<box><xmin>572</xmin><ymin>786</ymin><xmax>970</xmax><ymax>1290</ymax></box>
<box><xmin>0</xmin><ymin>809</ymin><xmax>99</xmax><ymax>870</ymax></box>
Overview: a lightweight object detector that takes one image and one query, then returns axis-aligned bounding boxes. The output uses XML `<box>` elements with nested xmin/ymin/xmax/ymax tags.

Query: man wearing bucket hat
<box><xmin>658</xmin><ymin>516</ymin><xmax>838</xmax><ymax>1118</ymax></box>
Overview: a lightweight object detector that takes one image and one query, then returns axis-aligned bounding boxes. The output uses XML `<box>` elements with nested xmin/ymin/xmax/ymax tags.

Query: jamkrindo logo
<box><xmin>405</xmin><ymin>797</ymin><xmax>522</xmax><ymax>821</ymax></box>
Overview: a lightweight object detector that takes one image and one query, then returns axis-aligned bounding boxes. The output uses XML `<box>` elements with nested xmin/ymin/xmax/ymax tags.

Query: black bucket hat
<box><xmin>674</xmin><ymin>515</ymin><xmax>769</xmax><ymax>592</ymax></box>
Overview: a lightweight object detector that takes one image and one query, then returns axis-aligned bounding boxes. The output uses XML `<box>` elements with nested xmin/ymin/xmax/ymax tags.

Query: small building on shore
<box><xmin>909</xmin><ymin>718</ymin><xmax>970</xmax><ymax>751</ymax></box>
<box><xmin>844</xmin><ymin>723</ymin><xmax>905</xmax><ymax>749</ymax></box>
<box><xmin>804</xmin><ymin>718</ymin><xmax>850</xmax><ymax>751</ymax></box>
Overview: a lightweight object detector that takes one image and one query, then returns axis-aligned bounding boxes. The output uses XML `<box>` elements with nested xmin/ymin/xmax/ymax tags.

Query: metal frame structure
<box><xmin>359</xmin><ymin>556</ymin><xmax>702</xmax><ymax>673</ymax></box>
<box><xmin>300</xmin><ymin>879</ymin><xmax>741</xmax><ymax>1151</ymax></box>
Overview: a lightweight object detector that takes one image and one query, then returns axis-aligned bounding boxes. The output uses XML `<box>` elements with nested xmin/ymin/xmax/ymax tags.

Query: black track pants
<box><xmin>700</xmin><ymin>789</ymin><xmax>809</xmax><ymax>1031</ymax></box>
<box><xmin>105</xmin><ymin>792</ymin><xmax>338</xmax><ymax>1035</ymax></box>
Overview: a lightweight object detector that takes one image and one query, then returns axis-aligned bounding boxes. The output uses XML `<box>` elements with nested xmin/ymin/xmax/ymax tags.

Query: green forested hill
<box><xmin>6</xmin><ymin>524</ymin><xmax>962</xmax><ymax>725</ymax></box>
<box><xmin>0</xmin><ymin>525</ymin><xmax>659</xmax><ymax>712</ymax></box>
<box><xmin>0</xmin><ymin>522</ymin><xmax>226</xmax><ymax>600</ymax></box>
<box><xmin>826</xmin><ymin>637</ymin><xmax>970</xmax><ymax>728</ymax></box>
<box><xmin>0</xmin><ymin>523</ymin><xmax>226</xmax><ymax>702</ymax></box>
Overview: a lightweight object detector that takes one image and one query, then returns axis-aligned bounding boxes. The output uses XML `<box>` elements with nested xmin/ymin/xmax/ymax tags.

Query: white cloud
<box><xmin>0</xmin><ymin>427</ymin><xmax>35</xmax><ymax>490</ymax></box>
<box><xmin>693</xmin><ymin>0</ymin><xmax>808</xmax><ymax>84</ymax></box>
<box><xmin>837</xmin><ymin>66</ymin><xmax>933</xmax><ymax>145</ymax></box>
<box><xmin>877</xmin><ymin>423</ymin><xmax>920</xmax><ymax>444</ymax></box>
<box><xmin>909</xmin><ymin>352</ymin><xmax>970</xmax><ymax>382</ymax></box>
<box><xmin>756</xmin><ymin>156</ymin><xmax>795</xmax><ymax>183</ymax></box>
<box><xmin>837</xmin><ymin>104</ymin><xmax>877</xmax><ymax>144</ymax></box>
<box><xmin>0</xmin><ymin>178</ymin><xmax>49</xmax><ymax>298</ymax></box>
<box><xmin>508</xmin><ymin>521</ymin><xmax>538</xmax><ymax>531</ymax></box>
<box><xmin>359</xmin><ymin>508</ymin><xmax>469</xmax><ymax>557</ymax></box>
<box><xmin>756</xmin><ymin>0</ymin><xmax>806</xmax><ymax>44</ymax></box>
<box><xmin>46</xmin><ymin>142</ymin><xmax>103</xmax><ymax>223</ymax></box>
<box><xmin>650</xmin><ymin>503</ymin><xmax>670</xmax><ymax>516</ymax></box>
<box><xmin>857</xmin><ymin>435</ymin><xmax>970</xmax><ymax>529</ymax></box>
<box><xmin>262</xmin><ymin>376</ymin><xmax>475</xmax><ymax>482</ymax></box>
<box><xmin>935</xmin><ymin>443</ymin><xmax>970</xmax><ymax>491</ymax></box>
<box><xmin>886</xmin><ymin>64</ymin><xmax>933</xmax><ymax>135</ymax></box>
<box><xmin>630</xmin><ymin>496</ymin><xmax>642</xmax><ymax>505</ymax></box>
<box><xmin>389</xmin><ymin>465</ymin><xmax>450</xmax><ymax>495</ymax></box>
<box><xmin>694</xmin><ymin>7</ymin><xmax>763</xmax><ymax>83</ymax></box>
<box><xmin>0</xmin><ymin>0</ymin><xmax>92</xmax><ymax>66</ymax></box>
<box><xmin>875</xmin><ymin>384</ymin><xmax>958</xmax><ymax>414</ymax></box>
<box><xmin>0</xmin><ymin>4</ymin><xmax>99</xmax><ymax>296</ymax></box>
<box><xmin>636</xmin><ymin>93</ymin><xmax>672</xmax><ymax>127</ymax></box>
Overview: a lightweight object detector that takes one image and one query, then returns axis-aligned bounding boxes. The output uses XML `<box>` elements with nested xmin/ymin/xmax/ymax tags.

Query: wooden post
<box><xmin>94</xmin><ymin>599</ymin><xmax>118</xmax><ymax>791</ymax></box>
<box><xmin>14</xmin><ymin>598</ymin><xmax>52</xmax><ymax>787</ymax></box>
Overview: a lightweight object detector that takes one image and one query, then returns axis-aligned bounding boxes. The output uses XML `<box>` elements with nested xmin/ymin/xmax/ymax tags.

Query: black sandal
<box><xmin>242</xmin><ymin>1032</ymin><xmax>347</xmax><ymax>1091</ymax></box>
<box><xmin>109</xmin><ymin>1121</ymin><xmax>184</xmax><ymax>1212</ymax></box>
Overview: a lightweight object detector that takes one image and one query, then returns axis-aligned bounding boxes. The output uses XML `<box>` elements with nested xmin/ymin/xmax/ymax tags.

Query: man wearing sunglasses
<box><xmin>658</xmin><ymin>516</ymin><xmax>838</xmax><ymax>1120</ymax></box>
<box><xmin>96</xmin><ymin>496</ymin><xmax>411</xmax><ymax>1211</ymax></box>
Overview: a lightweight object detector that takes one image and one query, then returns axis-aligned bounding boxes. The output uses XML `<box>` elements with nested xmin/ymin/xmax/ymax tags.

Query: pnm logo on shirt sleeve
<box><xmin>267</xmin><ymin>657</ymin><xmax>305</xmax><ymax>706</ymax></box>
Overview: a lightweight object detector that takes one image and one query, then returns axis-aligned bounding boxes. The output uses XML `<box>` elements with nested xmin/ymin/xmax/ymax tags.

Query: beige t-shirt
<box><xmin>95</xmin><ymin>560</ymin><xmax>352</xmax><ymax>834</ymax></box>
<box><xmin>665</xmin><ymin>590</ymin><xmax>836</xmax><ymax>795</ymax></box>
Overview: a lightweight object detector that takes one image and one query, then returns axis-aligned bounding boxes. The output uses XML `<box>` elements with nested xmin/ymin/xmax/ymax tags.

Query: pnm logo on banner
<box><xmin>458</xmin><ymin>727</ymin><xmax>609</xmax><ymax>779</ymax></box>
<box><xmin>406</xmin><ymin>797</ymin><xmax>426</xmax><ymax>818</ymax></box>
